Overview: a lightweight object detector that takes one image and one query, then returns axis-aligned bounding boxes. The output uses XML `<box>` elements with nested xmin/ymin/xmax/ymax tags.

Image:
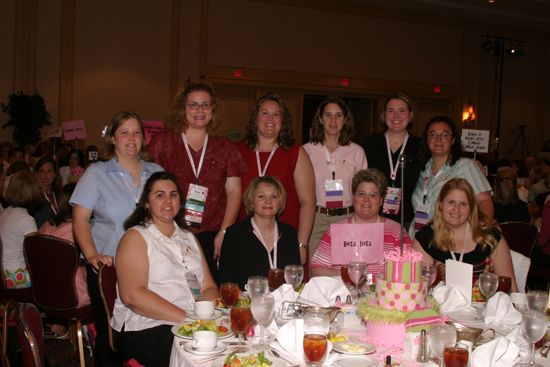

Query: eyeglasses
<box><xmin>186</xmin><ymin>102</ymin><xmax>212</xmax><ymax>110</ymax></box>
<box><xmin>356</xmin><ymin>191</ymin><xmax>380</xmax><ymax>199</ymax></box>
<box><xmin>427</xmin><ymin>131</ymin><xmax>452</xmax><ymax>140</ymax></box>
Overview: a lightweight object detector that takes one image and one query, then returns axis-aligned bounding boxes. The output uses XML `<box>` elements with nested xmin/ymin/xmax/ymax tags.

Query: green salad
<box><xmin>223</xmin><ymin>352</ymin><xmax>272</xmax><ymax>367</ymax></box>
<box><xmin>176</xmin><ymin>320</ymin><xmax>229</xmax><ymax>337</ymax></box>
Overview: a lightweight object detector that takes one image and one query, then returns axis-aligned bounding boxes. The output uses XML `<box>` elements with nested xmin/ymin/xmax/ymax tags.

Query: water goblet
<box><xmin>247</xmin><ymin>276</ymin><xmax>269</xmax><ymax>299</ymax></box>
<box><xmin>251</xmin><ymin>294</ymin><xmax>275</xmax><ymax>351</ymax></box>
<box><xmin>284</xmin><ymin>265</ymin><xmax>304</xmax><ymax>290</ymax></box>
<box><xmin>303</xmin><ymin>308</ymin><xmax>330</xmax><ymax>366</ymax></box>
<box><xmin>527</xmin><ymin>290</ymin><xmax>549</xmax><ymax>313</ymax></box>
<box><xmin>347</xmin><ymin>261</ymin><xmax>367</xmax><ymax>303</ymax></box>
<box><xmin>220</xmin><ymin>282</ymin><xmax>240</xmax><ymax>308</ymax></box>
<box><xmin>478</xmin><ymin>272</ymin><xmax>499</xmax><ymax>301</ymax></box>
<box><xmin>230</xmin><ymin>305</ymin><xmax>253</xmax><ymax>353</ymax></box>
<box><xmin>428</xmin><ymin>324</ymin><xmax>457</xmax><ymax>367</ymax></box>
<box><xmin>516</xmin><ymin>311</ymin><xmax>548</xmax><ymax>367</ymax></box>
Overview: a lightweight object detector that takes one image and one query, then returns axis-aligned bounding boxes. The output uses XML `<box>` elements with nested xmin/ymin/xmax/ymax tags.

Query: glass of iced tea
<box><xmin>230</xmin><ymin>305</ymin><xmax>253</xmax><ymax>353</ymax></box>
<box><xmin>268</xmin><ymin>268</ymin><xmax>285</xmax><ymax>291</ymax></box>
<box><xmin>220</xmin><ymin>282</ymin><xmax>240</xmax><ymax>307</ymax></box>
<box><xmin>443</xmin><ymin>342</ymin><xmax>469</xmax><ymax>367</ymax></box>
<box><xmin>497</xmin><ymin>275</ymin><xmax>512</xmax><ymax>294</ymax></box>
<box><xmin>303</xmin><ymin>308</ymin><xmax>330</xmax><ymax>366</ymax></box>
<box><xmin>340</xmin><ymin>265</ymin><xmax>353</xmax><ymax>287</ymax></box>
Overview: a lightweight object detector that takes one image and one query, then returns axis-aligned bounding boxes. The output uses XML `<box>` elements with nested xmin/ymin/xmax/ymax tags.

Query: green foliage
<box><xmin>1</xmin><ymin>91</ymin><xmax>51</xmax><ymax>147</ymax></box>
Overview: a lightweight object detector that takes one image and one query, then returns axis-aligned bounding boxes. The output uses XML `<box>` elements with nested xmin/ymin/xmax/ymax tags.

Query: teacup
<box><xmin>192</xmin><ymin>330</ymin><xmax>217</xmax><ymax>352</ymax></box>
<box><xmin>194</xmin><ymin>300</ymin><xmax>215</xmax><ymax>318</ymax></box>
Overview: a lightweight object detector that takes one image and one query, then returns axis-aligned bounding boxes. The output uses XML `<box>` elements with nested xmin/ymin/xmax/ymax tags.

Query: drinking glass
<box><xmin>527</xmin><ymin>290</ymin><xmax>549</xmax><ymax>313</ymax></box>
<box><xmin>478</xmin><ymin>272</ymin><xmax>499</xmax><ymax>301</ymax></box>
<box><xmin>268</xmin><ymin>268</ymin><xmax>285</xmax><ymax>291</ymax></box>
<box><xmin>428</xmin><ymin>324</ymin><xmax>457</xmax><ymax>367</ymax></box>
<box><xmin>220</xmin><ymin>282</ymin><xmax>240</xmax><ymax>307</ymax></box>
<box><xmin>422</xmin><ymin>263</ymin><xmax>437</xmax><ymax>294</ymax></box>
<box><xmin>251</xmin><ymin>294</ymin><xmax>275</xmax><ymax>351</ymax></box>
<box><xmin>303</xmin><ymin>308</ymin><xmax>330</xmax><ymax>366</ymax></box>
<box><xmin>497</xmin><ymin>276</ymin><xmax>512</xmax><ymax>294</ymax></box>
<box><xmin>230</xmin><ymin>305</ymin><xmax>253</xmax><ymax>353</ymax></box>
<box><xmin>284</xmin><ymin>265</ymin><xmax>304</xmax><ymax>290</ymax></box>
<box><xmin>340</xmin><ymin>265</ymin><xmax>353</xmax><ymax>287</ymax></box>
<box><xmin>517</xmin><ymin>311</ymin><xmax>548</xmax><ymax>366</ymax></box>
<box><xmin>347</xmin><ymin>261</ymin><xmax>367</xmax><ymax>303</ymax></box>
<box><xmin>247</xmin><ymin>276</ymin><xmax>269</xmax><ymax>299</ymax></box>
<box><xmin>443</xmin><ymin>342</ymin><xmax>469</xmax><ymax>367</ymax></box>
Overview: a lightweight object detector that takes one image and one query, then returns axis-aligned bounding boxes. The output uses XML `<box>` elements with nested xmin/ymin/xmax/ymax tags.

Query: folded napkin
<box><xmin>485</xmin><ymin>292</ymin><xmax>522</xmax><ymax>329</ymax></box>
<box><xmin>471</xmin><ymin>336</ymin><xmax>521</xmax><ymax>367</ymax></box>
<box><xmin>432</xmin><ymin>283</ymin><xmax>471</xmax><ymax>314</ymax></box>
<box><xmin>274</xmin><ymin>318</ymin><xmax>337</xmax><ymax>366</ymax></box>
<box><xmin>298</xmin><ymin>276</ymin><xmax>350</xmax><ymax>307</ymax></box>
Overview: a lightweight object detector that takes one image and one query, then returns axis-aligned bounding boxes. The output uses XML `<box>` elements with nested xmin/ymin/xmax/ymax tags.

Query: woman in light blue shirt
<box><xmin>70</xmin><ymin>110</ymin><xmax>163</xmax><ymax>366</ymax></box>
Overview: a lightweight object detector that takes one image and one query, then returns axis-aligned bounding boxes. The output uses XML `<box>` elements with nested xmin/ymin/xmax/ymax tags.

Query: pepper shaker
<box><xmin>417</xmin><ymin>329</ymin><xmax>429</xmax><ymax>362</ymax></box>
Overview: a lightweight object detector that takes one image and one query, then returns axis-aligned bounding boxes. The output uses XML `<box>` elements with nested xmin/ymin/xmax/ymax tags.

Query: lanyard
<box><xmin>449</xmin><ymin>222</ymin><xmax>470</xmax><ymax>263</ymax></box>
<box><xmin>182</xmin><ymin>133</ymin><xmax>208</xmax><ymax>180</ymax></box>
<box><xmin>43</xmin><ymin>191</ymin><xmax>58</xmax><ymax>215</ymax></box>
<box><xmin>385</xmin><ymin>133</ymin><xmax>409</xmax><ymax>183</ymax></box>
<box><xmin>256</xmin><ymin>146</ymin><xmax>277</xmax><ymax>177</ymax></box>
<box><xmin>422</xmin><ymin>163</ymin><xmax>445</xmax><ymax>204</ymax></box>
<box><xmin>251</xmin><ymin>218</ymin><xmax>279</xmax><ymax>269</ymax></box>
<box><xmin>323</xmin><ymin>145</ymin><xmax>340</xmax><ymax>180</ymax></box>
<box><xmin>119</xmin><ymin>168</ymin><xmax>146</xmax><ymax>204</ymax></box>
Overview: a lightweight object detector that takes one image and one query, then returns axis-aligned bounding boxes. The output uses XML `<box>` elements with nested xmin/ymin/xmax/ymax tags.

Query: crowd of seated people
<box><xmin>0</xmin><ymin>83</ymin><xmax>545</xmax><ymax>365</ymax></box>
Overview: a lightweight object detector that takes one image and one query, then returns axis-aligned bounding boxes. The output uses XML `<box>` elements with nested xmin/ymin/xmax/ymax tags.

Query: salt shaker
<box><xmin>417</xmin><ymin>329</ymin><xmax>429</xmax><ymax>362</ymax></box>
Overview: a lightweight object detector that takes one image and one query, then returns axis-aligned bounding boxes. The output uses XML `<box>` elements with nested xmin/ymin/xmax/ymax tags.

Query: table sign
<box><xmin>461</xmin><ymin>129</ymin><xmax>490</xmax><ymax>153</ymax></box>
<box><xmin>62</xmin><ymin>119</ymin><xmax>87</xmax><ymax>140</ymax></box>
<box><xmin>143</xmin><ymin>120</ymin><xmax>165</xmax><ymax>145</ymax></box>
<box><xmin>445</xmin><ymin>260</ymin><xmax>473</xmax><ymax>304</ymax></box>
<box><xmin>330</xmin><ymin>223</ymin><xmax>384</xmax><ymax>265</ymax></box>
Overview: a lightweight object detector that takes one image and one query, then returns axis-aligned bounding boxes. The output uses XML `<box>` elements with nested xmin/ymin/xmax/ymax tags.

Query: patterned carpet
<box><xmin>43</xmin><ymin>337</ymin><xmax>94</xmax><ymax>367</ymax></box>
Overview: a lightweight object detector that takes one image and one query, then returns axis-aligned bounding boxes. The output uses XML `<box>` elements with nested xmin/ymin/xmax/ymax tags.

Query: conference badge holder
<box><xmin>184</xmin><ymin>183</ymin><xmax>208</xmax><ymax>228</ymax></box>
<box><xmin>383</xmin><ymin>187</ymin><xmax>402</xmax><ymax>215</ymax></box>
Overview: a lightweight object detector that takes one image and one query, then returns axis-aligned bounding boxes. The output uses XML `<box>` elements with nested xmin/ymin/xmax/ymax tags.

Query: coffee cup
<box><xmin>192</xmin><ymin>330</ymin><xmax>217</xmax><ymax>352</ymax></box>
<box><xmin>194</xmin><ymin>300</ymin><xmax>215</xmax><ymax>318</ymax></box>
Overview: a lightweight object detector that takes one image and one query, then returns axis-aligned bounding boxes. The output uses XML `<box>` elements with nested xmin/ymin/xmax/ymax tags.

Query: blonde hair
<box><xmin>243</xmin><ymin>175</ymin><xmax>286</xmax><ymax>216</ymax></box>
<box><xmin>432</xmin><ymin>178</ymin><xmax>497</xmax><ymax>251</ymax></box>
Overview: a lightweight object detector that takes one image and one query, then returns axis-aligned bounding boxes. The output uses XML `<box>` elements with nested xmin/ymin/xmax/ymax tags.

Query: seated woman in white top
<box><xmin>111</xmin><ymin>171</ymin><xmax>219</xmax><ymax>366</ymax></box>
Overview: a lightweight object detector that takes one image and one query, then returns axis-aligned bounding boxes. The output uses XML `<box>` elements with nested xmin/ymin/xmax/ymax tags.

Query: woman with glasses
<box><xmin>311</xmin><ymin>168</ymin><xmax>412</xmax><ymax>277</ymax></box>
<box><xmin>409</xmin><ymin>116</ymin><xmax>492</xmax><ymax>237</ymax></box>
<box><xmin>148</xmin><ymin>82</ymin><xmax>246</xmax><ymax>283</ymax></box>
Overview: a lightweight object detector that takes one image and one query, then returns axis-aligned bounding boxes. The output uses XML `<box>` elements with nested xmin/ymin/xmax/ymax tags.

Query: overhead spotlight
<box><xmin>507</xmin><ymin>48</ymin><xmax>516</xmax><ymax>55</ymax></box>
<box><xmin>488</xmin><ymin>0</ymin><xmax>495</xmax><ymax>3</ymax></box>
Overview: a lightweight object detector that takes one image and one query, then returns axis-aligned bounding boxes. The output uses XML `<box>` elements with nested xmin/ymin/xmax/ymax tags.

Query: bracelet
<box><xmin>299</xmin><ymin>242</ymin><xmax>307</xmax><ymax>249</ymax></box>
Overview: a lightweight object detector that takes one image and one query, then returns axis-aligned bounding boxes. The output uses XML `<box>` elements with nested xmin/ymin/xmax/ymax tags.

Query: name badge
<box><xmin>185</xmin><ymin>272</ymin><xmax>201</xmax><ymax>298</ymax></box>
<box><xmin>185</xmin><ymin>183</ymin><xmax>208</xmax><ymax>228</ymax></box>
<box><xmin>324</xmin><ymin>179</ymin><xmax>344</xmax><ymax>209</ymax></box>
<box><xmin>383</xmin><ymin>187</ymin><xmax>402</xmax><ymax>215</ymax></box>
<box><xmin>414</xmin><ymin>203</ymin><xmax>430</xmax><ymax>231</ymax></box>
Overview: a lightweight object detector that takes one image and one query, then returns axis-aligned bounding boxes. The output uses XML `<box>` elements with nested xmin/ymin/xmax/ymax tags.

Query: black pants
<box><xmin>196</xmin><ymin>231</ymin><xmax>220</xmax><ymax>286</ymax></box>
<box><xmin>114</xmin><ymin>324</ymin><xmax>173</xmax><ymax>367</ymax></box>
<box><xmin>87</xmin><ymin>265</ymin><xmax>121</xmax><ymax>367</ymax></box>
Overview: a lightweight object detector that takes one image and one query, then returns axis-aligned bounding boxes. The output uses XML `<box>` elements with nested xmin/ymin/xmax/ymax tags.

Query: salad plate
<box><xmin>332</xmin><ymin>341</ymin><xmax>376</xmax><ymax>355</ymax></box>
<box><xmin>182</xmin><ymin>341</ymin><xmax>226</xmax><ymax>356</ymax></box>
<box><xmin>333</xmin><ymin>355</ymin><xmax>378</xmax><ymax>367</ymax></box>
<box><xmin>212</xmin><ymin>352</ymin><xmax>284</xmax><ymax>367</ymax></box>
<box><xmin>171</xmin><ymin>319</ymin><xmax>233</xmax><ymax>340</ymax></box>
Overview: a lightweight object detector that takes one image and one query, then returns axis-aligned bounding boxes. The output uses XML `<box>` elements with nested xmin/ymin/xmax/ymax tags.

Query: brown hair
<box><xmin>245</xmin><ymin>92</ymin><xmax>295</xmax><ymax>150</ymax></box>
<box><xmin>309</xmin><ymin>96</ymin><xmax>355</xmax><ymax>145</ymax></box>
<box><xmin>104</xmin><ymin>110</ymin><xmax>145</xmax><ymax>158</ymax></box>
<box><xmin>165</xmin><ymin>82</ymin><xmax>222</xmax><ymax>136</ymax></box>
<box><xmin>243</xmin><ymin>175</ymin><xmax>287</xmax><ymax>217</ymax></box>
<box><xmin>351</xmin><ymin>168</ymin><xmax>388</xmax><ymax>198</ymax></box>
<box><xmin>380</xmin><ymin>92</ymin><xmax>414</xmax><ymax>130</ymax></box>
<box><xmin>5</xmin><ymin>170</ymin><xmax>43</xmax><ymax>211</ymax></box>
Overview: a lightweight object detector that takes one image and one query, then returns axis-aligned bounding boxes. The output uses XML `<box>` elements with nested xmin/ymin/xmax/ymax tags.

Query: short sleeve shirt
<box><xmin>0</xmin><ymin>207</ymin><xmax>37</xmax><ymax>272</ymax></box>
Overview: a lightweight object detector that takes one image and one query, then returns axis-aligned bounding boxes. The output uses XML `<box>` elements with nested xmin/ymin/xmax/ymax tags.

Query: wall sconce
<box><xmin>462</xmin><ymin>103</ymin><xmax>476</xmax><ymax>125</ymax></box>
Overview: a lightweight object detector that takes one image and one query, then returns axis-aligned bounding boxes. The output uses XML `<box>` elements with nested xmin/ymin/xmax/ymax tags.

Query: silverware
<box><xmin>270</xmin><ymin>349</ymin><xmax>300</xmax><ymax>367</ymax></box>
<box><xmin>540</xmin><ymin>342</ymin><xmax>550</xmax><ymax>358</ymax></box>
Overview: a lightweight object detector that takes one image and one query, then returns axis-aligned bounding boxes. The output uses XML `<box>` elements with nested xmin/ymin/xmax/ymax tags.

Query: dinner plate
<box><xmin>171</xmin><ymin>320</ymin><xmax>234</xmax><ymax>340</ymax></box>
<box><xmin>332</xmin><ymin>341</ymin><xmax>376</xmax><ymax>355</ymax></box>
<box><xmin>185</xmin><ymin>309</ymin><xmax>223</xmax><ymax>320</ymax></box>
<box><xmin>448</xmin><ymin>310</ymin><xmax>484</xmax><ymax>323</ymax></box>
<box><xmin>333</xmin><ymin>355</ymin><xmax>378</xmax><ymax>367</ymax></box>
<box><xmin>182</xmin><ymin>341</ymin><xmax>226</xmax><ymax>356</ymax></box>
<box><xmin>211</xmin><ymin>353</ymin><xmax>285</xmax><ymax>367</ymax></box>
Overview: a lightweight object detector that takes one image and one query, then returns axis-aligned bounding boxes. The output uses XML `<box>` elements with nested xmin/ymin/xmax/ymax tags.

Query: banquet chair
<box><xmin>499</xmin><ymin>221</ymin><xmax>538</xmax><ymax>258</ymax></box>
<box><xmin>98</xmin><ymin>262</ymin><xmax>117</xmax><ymax>352</ymax></box>
<box><xmin>510</xmin><ymin>250</ymin><xmax>530</xmax><ymax>293</ymax></box>
<box><xmin>15</xmin><ymin>303</ymin><xmax>44</xmax><ymax>367</ymax></box>
<box><xmin>23</xmin><ymin>234</ymin><xmax>93</xmax><ymax>367</ymax></box>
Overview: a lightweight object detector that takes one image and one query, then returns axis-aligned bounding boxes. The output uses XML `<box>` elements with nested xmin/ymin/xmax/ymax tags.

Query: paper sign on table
<box><xmin>330</xmin><ymin>223</ymin><xmax>384</xmax><ymax>265</ymax></box>
<box><xmin>445</xmin><ymin>259</ymin><xmax>473</xmax><ymax>304</ymax></box>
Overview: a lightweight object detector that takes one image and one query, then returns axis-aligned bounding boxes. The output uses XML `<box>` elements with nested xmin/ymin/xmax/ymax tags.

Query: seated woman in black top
<box><xmin>218</xmin><ymin>175</ymin><xmax>300</xmax><ymax>290</ymax></box>
<box><xmin>412</xmin><ymin>178</ymin><xmax>518</xmax><ymax>297</ymax></box>
<box><xmin>493</xmin><ymin>168</ymin><xmax>530</xmax><ymax>223</ymax></box>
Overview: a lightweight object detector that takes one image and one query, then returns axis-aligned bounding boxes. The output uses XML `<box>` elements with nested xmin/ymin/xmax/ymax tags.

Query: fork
<box><xmin>269</xmin><ymin>349</ymin><xmax>300</xmax><ymax>367</ymax></box>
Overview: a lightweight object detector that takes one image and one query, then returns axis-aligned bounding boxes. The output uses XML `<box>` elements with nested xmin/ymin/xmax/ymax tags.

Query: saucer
<box><xmin>183</xmin><ymin>341</ymin><xmax>226</xmax><ymax>356</ymax></box>
<box><xmin>186</xmin><ymin>309</ymin><xmax>223</xmax><ymax>320</ymax></box>
<box><xmin>334</xmin><ymin>355</ymin><xmax>378</xmax><ymax>367</ymax></box>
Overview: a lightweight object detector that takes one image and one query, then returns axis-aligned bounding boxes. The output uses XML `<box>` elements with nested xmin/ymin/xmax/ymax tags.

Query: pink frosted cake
<box><xmin>358</xmin><ymin>249</ymin><xmax>440</xmax><ymax>349</ymax></box>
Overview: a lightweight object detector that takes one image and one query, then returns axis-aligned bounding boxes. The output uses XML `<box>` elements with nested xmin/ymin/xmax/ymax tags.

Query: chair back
<box><xmin>499</xmin><ymin>221</ymin><xmax>538</xmax><ymax>258</ymax></box>
<box><xmin>15</xmin><ymin>303</ymin><xmax>44</xmax><ymax>367</ymax></box>
<box><xmin>24</xmin><ymin>234</ymin><xmax>79</xmax><ymax>310</ymax></box>
<box><xmin>98</xmin><ymin>262</ymin><xmax>117</xmax><ymax>351</ymax></box>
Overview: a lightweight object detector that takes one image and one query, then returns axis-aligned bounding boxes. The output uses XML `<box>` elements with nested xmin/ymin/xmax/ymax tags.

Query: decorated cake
<box><xmin>358</xmin><ymin>249</ymin><xmax>441</xmax><ymax>349</ymax></box>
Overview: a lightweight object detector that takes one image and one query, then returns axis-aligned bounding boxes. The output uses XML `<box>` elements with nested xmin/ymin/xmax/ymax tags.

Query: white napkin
<box><xmin>505</xmin><ymin>325</ymin><xmax>531</xmax><ymax>361</ymax></box>
<box><xmin>298</xmin><ymin>276</ymin><xmax>350</xmax><ymax>307</ymax></box>
<box><xmin>432</xmin><ymin>283</ymin><xmax>471</xmax><ymax>314</ymax></box>
<box><xmin>484</xmin><ymin>292</ymin><xmax>522</xmax><ymax>329</ymax></box>
<box><xmin>471</xmin><ymin>336</ymin><xmax>521</xmax><ymax>367</ymax></box>
<box><xmin>273</xmin><ymin>319</ymin><xmax>337</xmax><ymax>366</ymax></box>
